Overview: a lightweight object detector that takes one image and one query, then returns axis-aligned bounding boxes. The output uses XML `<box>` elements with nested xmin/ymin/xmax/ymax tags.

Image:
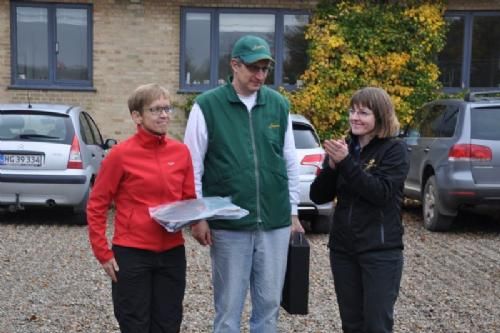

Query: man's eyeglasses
<box><xmin>349</xmin><ymin>108</ymin><xmax>373</xmax><ymax>118</ymax></box>
<box><xmin>146</xmin><ymin>106</ymin><xmax>173</xmax><ymax>115</ymax></box>
<box><xmin>242</xmin><ymin>63</ymin><xmax>273</xmax><ymax>74</ymax></box>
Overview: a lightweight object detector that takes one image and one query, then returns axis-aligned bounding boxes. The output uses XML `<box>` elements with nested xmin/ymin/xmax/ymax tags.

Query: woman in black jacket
<box><xmin>310</xmin><ymin>87</ymin><xmax>409</xmax><ymax>333</ymax></box>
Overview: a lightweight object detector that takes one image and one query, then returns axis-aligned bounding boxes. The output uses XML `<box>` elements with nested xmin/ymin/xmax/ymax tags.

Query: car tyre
<box><xmin>311</xmin><ymin>214</ymin><xmax>331</xmax><ymax>234</ymax></box>
<box><xmin>72</xmin><ymin>186</ymin><xmax>89</xmax><ymax>225</ymax></box>
<box><xmin>422</xmin><ymin>176</ymin><xmax>453</xmax><ymax>231</ymax></box>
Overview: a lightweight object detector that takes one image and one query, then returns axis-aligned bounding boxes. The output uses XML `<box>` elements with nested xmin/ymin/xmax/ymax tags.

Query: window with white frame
<box><xmin>439</xmin><ymin>11</ymin><xmax>500</xmax><ymax>91</ymax></box>
<box><xmin>180</xmin><ymin>8</ymin><xmax>309</xmax><ymax>92</ymax></box>
<box><xmin>10</xmin><ymin>2</ymin><xmax>93</xmax><ymax>90</ymax></box>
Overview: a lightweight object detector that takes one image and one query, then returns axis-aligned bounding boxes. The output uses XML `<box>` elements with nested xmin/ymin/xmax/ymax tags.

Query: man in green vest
<box><xmin>184</xmin><ymin>35</ymin><xmax>303</xmax><ymax>333</ymax></box>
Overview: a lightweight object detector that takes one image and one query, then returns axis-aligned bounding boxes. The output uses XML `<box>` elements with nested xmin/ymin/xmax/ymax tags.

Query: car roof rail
<box><xmin>464</xmin><ymin>90</ymin><xmax>500</xmax><ymax>102</ymax></box>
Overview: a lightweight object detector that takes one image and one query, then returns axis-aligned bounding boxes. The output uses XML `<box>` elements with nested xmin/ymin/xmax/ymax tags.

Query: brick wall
<box><xmin>1</xmin><ymin>0</ymin><xmax>499</xmax><ymax>141</ymax></box>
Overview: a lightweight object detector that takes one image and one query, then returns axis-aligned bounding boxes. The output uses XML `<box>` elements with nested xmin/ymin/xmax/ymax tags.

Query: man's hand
<box><xmin>291</xmin><ymin>215</ymin><xmax>304</xmax><ymax>234</ymax></box>
<box><xmin>102</xmin><ymin>258</ymin><xmax>119</xmax><ymax>282</ymax></box>
<box><xmin>191</xmin><ymin>219</ymin><xmax>212</xmax><ymax>246</ymax></box>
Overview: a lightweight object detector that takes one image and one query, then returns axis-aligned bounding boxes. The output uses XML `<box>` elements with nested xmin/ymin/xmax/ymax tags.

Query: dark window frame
<box><xmin>441</xmin><ymin>10</ymin><xmax>500</xmax><ymax>93</ymax></box>
<box><xmin>9</xmin><ymin>1</ymin><xmax>94</xmax><ymax>91</ymax></box>
<box><xmin>179</xmin><ymin>7</ymin><xmax>310</xmax><ymax>93</ymax></box>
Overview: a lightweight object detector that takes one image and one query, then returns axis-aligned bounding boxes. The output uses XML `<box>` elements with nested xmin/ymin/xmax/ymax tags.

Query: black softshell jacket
<box><xmin>310</xmin><ymin>136</ymin><xmax>410</xmax><ymax>254</ymax></box>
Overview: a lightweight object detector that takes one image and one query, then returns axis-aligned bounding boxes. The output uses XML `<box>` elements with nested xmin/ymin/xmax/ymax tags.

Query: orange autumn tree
<box><xmin>284</xmin><ymin>0</ymin><xmax>447</xmax><ymax>139</ymax></box>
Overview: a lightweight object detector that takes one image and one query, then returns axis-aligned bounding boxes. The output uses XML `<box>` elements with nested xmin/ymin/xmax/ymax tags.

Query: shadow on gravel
<box><xmin>403</xmin><ymin>199</ymin><xmax>500</xmax><ymax>235</ymax></box>
<box><xmin>0</xmin><ymin>207</ymin><xmax>83</xmax><ymax>226</ymax></box>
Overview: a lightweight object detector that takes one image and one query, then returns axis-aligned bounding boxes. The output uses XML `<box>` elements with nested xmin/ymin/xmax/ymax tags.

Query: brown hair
<box><xmin>350</xmin><ymin>87</ymin><xmax>400</xmax><ymax>138</ymax></box>
<box><xmin>127</xmin><ymin>83</ymin><xmax>170</xmax><ymax>114</ymax></box>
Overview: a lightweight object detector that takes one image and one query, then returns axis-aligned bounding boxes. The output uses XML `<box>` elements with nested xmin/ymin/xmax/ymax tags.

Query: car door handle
<box><xmin>407</xmin><ymin>147</ymin><xmax>412</xmax><ymax>152</ymax></box>
<box><xmin>424</xmin><ymin>147</ymin><xmax>431</xmax><ymax>153</ymax></box>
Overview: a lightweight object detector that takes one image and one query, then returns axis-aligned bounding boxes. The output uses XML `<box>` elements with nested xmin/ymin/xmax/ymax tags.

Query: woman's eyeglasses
<box><xmin>146</xmin><ymin>106</ymin><xmax>173</xmax><ymax>115</ymax></box>
<box><xmin>349</xmin><ymin>108</ymin><xmax>373</xmax><ymax>118</ymax></box>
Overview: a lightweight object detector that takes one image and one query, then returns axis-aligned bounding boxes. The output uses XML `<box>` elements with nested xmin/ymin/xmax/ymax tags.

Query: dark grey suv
<box><xmin>402</xmin><ymin>91</ymin><xmax>500</xmax><ymax>231</ymax></box>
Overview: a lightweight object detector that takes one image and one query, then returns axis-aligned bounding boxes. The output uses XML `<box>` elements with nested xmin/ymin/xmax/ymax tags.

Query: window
<box><xmin>439</xmin><ymin>11</ymin><xmax>500</xmax><ymax>91</ymax></box>
<box><xmin>471</xmin><ymin>107</ymin><xmax>500</xmax><ymax>140</ymax></box>
<box><xmin>0</xmin><ymin>112</ymin><xmax>73</xmax><ymax>144</ymax></box>
<box><xmin>409</xmin><ymin>104</ymin><xmax>448</xmax><ymax>138</ymax></box>
<box><xmin>180</xmin><ymin>8</ymin><xmax>309</xmax><ymax>92</ymax></box>
<box><xmin>10</xmin><ymin>2</ymin><xmax>93</xmax><ymax>90</ymax></box>
<box><xmin>438</xmin><ymin>106</ymin><xmax>459</xmax><ymax>137</ymax></box>
<box><xmin>292</xmin><ymin>123</ymin><xmax>320</xmax><ymax>149</ymax></box>
<box><xmin>81</xmin><ymin>112</ymin><xmax>104</xmax><ymax>145</ymax></box>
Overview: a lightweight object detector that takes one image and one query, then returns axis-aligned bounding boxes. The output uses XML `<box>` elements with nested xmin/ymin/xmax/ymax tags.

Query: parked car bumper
<box><xmin>436</xmin><ymin>169</ymin><xmax>500</xmax><ymax>214</ymax></box>
<box><xmin>298</xmin><ymin>174</ymin><xmax>333</xmax><ymax>218</ymax></box>
<box><xmin>0</xmin><ymin>170</ymin><xmax>90</xmax><ymax>207</ymax></box>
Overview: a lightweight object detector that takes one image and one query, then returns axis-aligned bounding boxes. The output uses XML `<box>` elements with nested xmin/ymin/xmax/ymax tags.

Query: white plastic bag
<box><xmin>149</xmin><ymin>196</ymin><xmax>249</xmax><ymax>232</ymax></box>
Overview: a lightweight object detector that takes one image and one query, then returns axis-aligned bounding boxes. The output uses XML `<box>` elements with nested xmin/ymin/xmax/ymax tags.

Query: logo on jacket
<box><xmin>363</xmin><ymin>159</ymin><xmax>376</xmax><ymax>171</ymax></box>
<box><xmin>167</xmin><ymin>162</ymin><xmax>175</xmax><ymax>166</ymax></box>
<box><xmin>269</xmin><ymin>123</ymin><xmax>280</xmax><ymax>129</ymax></box>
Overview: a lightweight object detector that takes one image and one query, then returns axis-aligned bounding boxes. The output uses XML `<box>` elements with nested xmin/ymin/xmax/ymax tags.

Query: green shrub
<box><xmin>283</xmin><ymin>0</ymin><xmax>447</xmax><ymax>140</ymax></box>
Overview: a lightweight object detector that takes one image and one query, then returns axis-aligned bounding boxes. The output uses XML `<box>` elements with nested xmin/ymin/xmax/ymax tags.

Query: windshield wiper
<box><xmin>19</xmin><ymin>134</ymin><xmax>59</xmax><ymax>139</ymax></box>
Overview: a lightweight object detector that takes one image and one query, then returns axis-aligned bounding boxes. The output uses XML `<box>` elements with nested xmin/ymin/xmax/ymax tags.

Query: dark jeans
<box><xmin>112</xmin><ymin>245</ymin><xmax>186</xmax><ymax>333</ymax></box>
<box><xmin>330</xmin><ymin>249</ymin><xmax>403</xmax><ymax>333</ymax></box>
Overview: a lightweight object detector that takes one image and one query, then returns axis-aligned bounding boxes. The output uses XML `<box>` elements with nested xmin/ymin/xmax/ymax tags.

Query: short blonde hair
<box><xmin>350</xmin><ymin>87</ymin><xmax>400</xmax><ymax>138</ymax></box>
<box><xmin>127</xmin><ymin>83</ymin><xmax>170</xmax><ymax>114</ymax></box>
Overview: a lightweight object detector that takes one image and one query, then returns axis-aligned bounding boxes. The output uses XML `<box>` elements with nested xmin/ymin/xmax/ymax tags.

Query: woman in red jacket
<box><xmin>87</xmin><ymin>83</ymin><xmax>196</xmax><ymax>333</ymax></box>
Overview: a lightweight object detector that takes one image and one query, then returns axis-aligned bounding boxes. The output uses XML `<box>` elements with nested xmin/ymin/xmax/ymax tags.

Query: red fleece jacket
<box><xmin>87</xmin><ymin>126</ymin><xmax>196</xmax><ymax>264</ymax></box>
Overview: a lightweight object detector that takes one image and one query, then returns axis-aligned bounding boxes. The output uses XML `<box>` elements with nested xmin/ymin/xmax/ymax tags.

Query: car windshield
<box><xmin>293</xmin><ymin>123</ymin><xmax>320</xmax><ymax>149</ymax></box>
<box><xmin>470</xmin><ymin>107</ymin><xmax>500</xmax><ymax>140</ymax></box>
<box><xmin>0</xmin><ymin>112</ymin><xmax>73</xmax><ymax>144</ymax></box>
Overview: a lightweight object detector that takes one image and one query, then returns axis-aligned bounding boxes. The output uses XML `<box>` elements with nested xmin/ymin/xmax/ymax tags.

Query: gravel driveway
<box><xmin>0</xmin><ymin>204</ymin><xmax>499</xmax><ymax>333</ymax></box>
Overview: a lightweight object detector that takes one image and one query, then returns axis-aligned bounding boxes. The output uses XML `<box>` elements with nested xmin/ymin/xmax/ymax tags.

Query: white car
<box><xmin>291</xmin><ymin>114</ymin><xmax>333</xmax><ymax>233</ymax></box>
<box><xmin>0</xmin><ymin>103</ymin><xmax>116</xmax><ymax>224</ymax></box>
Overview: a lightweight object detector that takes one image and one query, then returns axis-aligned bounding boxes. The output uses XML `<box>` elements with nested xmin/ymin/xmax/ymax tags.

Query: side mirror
<box><xmin>103</xmin><ymin>138</ymin><xmax>117</xmax><ymax>149</ymax></box>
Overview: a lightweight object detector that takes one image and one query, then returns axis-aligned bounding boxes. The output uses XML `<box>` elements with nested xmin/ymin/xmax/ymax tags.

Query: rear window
<box><xmin>293</xmin><ymin>123</ymin><xmax>320</xmax><ymax>149</ymax></box>
<box><xmin>0</xmin><ymin>112</ymin><xmax>74</xmax><ymax>144</ymax></box>
<box><xmin>471</xmin><ymin>108</ymin><xmax>500</xmax><ymax>140</ymax></box>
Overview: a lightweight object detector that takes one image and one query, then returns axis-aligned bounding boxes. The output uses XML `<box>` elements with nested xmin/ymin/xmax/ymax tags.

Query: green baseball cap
<box><xmin>231</xmin><ymin>35</ymin><xmax>274</xmax><ymax>64</ymax></box>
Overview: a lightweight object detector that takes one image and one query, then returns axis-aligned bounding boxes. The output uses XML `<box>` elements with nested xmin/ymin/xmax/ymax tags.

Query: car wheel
<box><xmin>311</xmin><ymin>215</ymin><xmax>331</xmax><ymax>234</ymax></box>
<box><xmin>72</xmin><ymin>186</ymin><xmax>89</xmax><ymax>225</ymax></box>
<box><xmin>422</xmin><ymin>176</ymin><xmax>453</xmax><ymax>231</ymax></box>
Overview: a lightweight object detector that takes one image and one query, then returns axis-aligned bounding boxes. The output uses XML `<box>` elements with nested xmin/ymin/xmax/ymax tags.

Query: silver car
<box><xmin>402</xmin><ymin>91</ymin><xmax>500</xmax><ymax>231</ymax></box>
<box><xmin>0</xmin><ymin>103</ymin><xmax>116</xmax><ymax>224</ymax></box>
<box><xmin>291</xmin><ymin>114</ymin><xmax>333</xmax><ymax>233</ymax></box>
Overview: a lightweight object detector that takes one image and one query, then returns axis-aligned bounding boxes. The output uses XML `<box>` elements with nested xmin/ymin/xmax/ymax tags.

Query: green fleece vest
<box><xmin>196</xmin><ymin>82</ymin><xmax>291</xmax><ymax>230</ymax></box>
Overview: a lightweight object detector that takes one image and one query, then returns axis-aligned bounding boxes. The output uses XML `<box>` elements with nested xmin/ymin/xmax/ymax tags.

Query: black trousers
<box><xmin>330</xmin><ymin>249</ymin><xmax>403</xmax><ymax>333</ymax></box>
<box><xmin>112</xmin><ymin>245</ymin><xmax>186</xmax><ymax>333</ymax></box>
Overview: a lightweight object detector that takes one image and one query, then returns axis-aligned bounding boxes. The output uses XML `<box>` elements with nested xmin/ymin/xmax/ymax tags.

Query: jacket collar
<box><xmin>135</xmin><ymin>125</ymin><xmax>167</xmax><ymax>148</ymax></box>
<box><xmin>348</xmin><ymin>133</ymin><xmax>389</xmax><ymax>151</ymax></box>
<box><xmin>225</xmin><ymin>76</ymin><xmax>266</xmax><ymax>106</ymax></box>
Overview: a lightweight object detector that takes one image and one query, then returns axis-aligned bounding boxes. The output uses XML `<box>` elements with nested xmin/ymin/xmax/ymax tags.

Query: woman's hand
<box><xmin>102</xmin><ymin>258</ymin><xmax>119</xmax><ymax>282</ymax></box>
<box><xmin>324</xmin><ymin>138</ymin><xmax>348</xmax><ymax>164</ymax></box>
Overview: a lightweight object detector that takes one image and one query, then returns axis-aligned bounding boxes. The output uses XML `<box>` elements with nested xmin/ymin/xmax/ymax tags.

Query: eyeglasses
<box><xmin>146</xmin><ymin>106</ymin><xmax>173</xmax><ymax>115</ymax></box>
<box><xmin>242</xmin><ymin>63</ymin><xmax>273</xmax><ymax>74</ymax></box>
<box><xmin>349</xmin><ymin>108</ymin><xmax>373</xmax><ymax>118</ymax></box>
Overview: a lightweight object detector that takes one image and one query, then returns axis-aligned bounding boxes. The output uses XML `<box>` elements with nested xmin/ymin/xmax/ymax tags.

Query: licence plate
<box><xmin>0</xmin><ymin>154</ymin><xmax>44</xmax><ymax>166</ymax></box>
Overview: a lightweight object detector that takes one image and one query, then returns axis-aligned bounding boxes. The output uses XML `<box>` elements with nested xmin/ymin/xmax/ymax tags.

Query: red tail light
<box><xmin>301</xmin><ymin>153</ymin><xmax>324</xmax><ymax>175</ymax></box>
<box><xmin>67</xmin><ymin>135</ymin><xmax>83</xmax><ymax>169</ymax></box>
<box><xmin>448</xmin><ymin>144</ymin><xmax>492</xmax><ymax>161</ymax></box>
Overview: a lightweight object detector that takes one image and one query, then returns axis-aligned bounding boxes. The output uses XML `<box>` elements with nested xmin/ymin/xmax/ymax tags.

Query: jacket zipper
<box><xmin>248</xmin><ymin>110</ymin><xmax>262</xmax><ymax>223</ymax></box>
<box><xmin>380</xmin><ymin>210</ymin><xmax>385</xmax><ymax>244</ymax></box>
<box><xmin>155</xmin><ymin>140</ymin><xmax>167</xmax><ymax>202</ymax></box>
